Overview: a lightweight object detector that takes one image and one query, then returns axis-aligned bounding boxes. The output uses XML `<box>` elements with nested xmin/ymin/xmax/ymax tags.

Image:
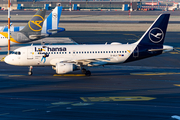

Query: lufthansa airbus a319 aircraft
<box><xmin>5</xmin><ymin>14</ymin><xmax>174</xmax><ymax>76</ymax></box>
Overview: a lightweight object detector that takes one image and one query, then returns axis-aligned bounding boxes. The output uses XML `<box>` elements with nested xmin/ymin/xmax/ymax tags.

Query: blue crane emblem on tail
<box><xmin>149</xmin><ymin>27</ymin><xmax>164</xmax><ymax>43</ymax></box>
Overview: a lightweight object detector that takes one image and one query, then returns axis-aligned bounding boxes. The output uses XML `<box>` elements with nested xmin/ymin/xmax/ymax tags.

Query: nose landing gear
<box><xmin>28</xmin><ymin>66</ymin><xmax>33</xmax><ymax>76</ymax></box>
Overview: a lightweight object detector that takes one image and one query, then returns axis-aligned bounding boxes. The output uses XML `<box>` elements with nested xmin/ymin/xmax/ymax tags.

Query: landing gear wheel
<box><xmin>85</xmin><ymin>70</ymin><xmax>91</xmax><ymax>76</ymax></box>
<box><xmin>81</xmin><ymin>68</ymin><xmax>87</xmax><ymax>74</ymax></box>
<box><xmin>28</xmin><ymin>66</ymin><xmax>33</xmax><ymax>76</ymax></box>
<box><xmin>28</xmin><ymin>71</ymin><xmax>33</xmax><ymax>76</ymax></box>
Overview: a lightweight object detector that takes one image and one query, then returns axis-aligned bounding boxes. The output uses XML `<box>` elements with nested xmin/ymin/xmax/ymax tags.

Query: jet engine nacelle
<box><xmin>55</xmin><ymin>63</ymin><xmax>79</xmax><ymax>74</ymax></box>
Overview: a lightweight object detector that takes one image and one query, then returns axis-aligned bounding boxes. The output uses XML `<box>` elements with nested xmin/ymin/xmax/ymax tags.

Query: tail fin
<box><xmin>20</xmin><ymin>9</ymin><xmax>46</xmax><ymax>35</ymax></box>
<box><xmin>136</xmin><ymin>14</ymin><xmax>170</xmax><ymax>47</ymax></box>
<box><xmin>41</xmin><ymin>6</ymin><xmax>63</xmax><ymax>35</ymax></box>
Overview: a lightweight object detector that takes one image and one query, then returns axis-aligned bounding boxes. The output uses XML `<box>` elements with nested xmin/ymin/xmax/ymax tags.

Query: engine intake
<box><xmin>55</xmin><ymin>63</ymin><xmax>79</xmax><ymax>74</ymax></box>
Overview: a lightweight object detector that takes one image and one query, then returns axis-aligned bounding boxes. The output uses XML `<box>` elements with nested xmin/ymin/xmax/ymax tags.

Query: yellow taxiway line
<box><xmin>53</xmin><ymin>74</ymin><xmax>86</xmax><ymax>76</ymax></box>
<box><xmin>174</xmin><ymin>84</ymin><xmax>180</xmax><ymax>87</ymax></box>
<box><xmin>131</xmin><ymin>72</ymin><xmax>180</xmax><ymax>76</ymax></box>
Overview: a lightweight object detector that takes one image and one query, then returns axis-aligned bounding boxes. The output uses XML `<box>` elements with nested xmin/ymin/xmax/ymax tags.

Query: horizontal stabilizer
<box><xmin>47</xmin><ymin>28</ymin><xmax>65</xmax><ymax>33</ymax></box>
<box><xmin>29</xmin><ymin>35</ymin><xmax>47</xmax><ymax>40</ymax></box>
<box><xmin>148</xmin><ymin>45</ymin><xmax>174</xmax><ymax>52</ymax></box>
<box><xmin>148</xmin><ymin>49</ymin><xmax>164</xmax><ymax>52</ymax></box>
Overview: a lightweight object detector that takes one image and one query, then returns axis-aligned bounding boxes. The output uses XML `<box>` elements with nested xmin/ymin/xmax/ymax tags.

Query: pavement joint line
<box><xmin>80</xmin><ymin>96</ymin><xmax>156</xmax><ymax>102</ymax></box>
<box><xmin>22</xmin><ymin>109</ymin><xmax>36</xmax><ymax>112</ymax></box>
<box><xmin>71</xmin><ymin>102</ymin><xmax>94</xmax><ymax>106</ymax></box>
<box><xmin>0</xmin><ymin>113</ymin><xmax>10</xmax><ymax>116</ymax></box>
<box><xmin>51</xmin><ymin>102</ymin><xmax>73</xmax><ymax>105</ymax></box>
<box><xmin>47</xmin><ymin>106</ymin><xmax>59</xmax><ymax>108</ymax></box>
<box><xmin>96</xmin><ymin>33</ymin><xmax>112</xmax><ymax>34</ymax></box>
<box><xmin>0</xmin><ymin>74</ymin><xmax>8</xmax><ymax>76</ymax></box>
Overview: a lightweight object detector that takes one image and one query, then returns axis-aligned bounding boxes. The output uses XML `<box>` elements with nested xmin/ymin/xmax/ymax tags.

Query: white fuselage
<box><xmin>5</xmin><ymin>43</ymin><xmax>137</xmax><ymax>67</ymax></box>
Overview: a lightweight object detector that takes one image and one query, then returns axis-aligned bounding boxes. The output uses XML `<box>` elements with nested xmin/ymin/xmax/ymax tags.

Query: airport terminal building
<box><xmin>0</xmin><ymin>0</ymin><xmax>179</xmax><ymax>11</ymax></box>
<box><xmin>0</xmin><ymin>0</ymin><xmax>138</xmax><ymax>11</ymax></box>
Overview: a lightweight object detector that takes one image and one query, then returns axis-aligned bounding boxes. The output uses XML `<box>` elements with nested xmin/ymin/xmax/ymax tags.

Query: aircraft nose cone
<box><xmin>4</xmin><ymin>56</ymin><xmax>9</xmax><ymax>64</ymax></box>
<box><xmin>4</xmin><ymin>55</ymin><xmax>12</xmax><ymax>65</ymax></box>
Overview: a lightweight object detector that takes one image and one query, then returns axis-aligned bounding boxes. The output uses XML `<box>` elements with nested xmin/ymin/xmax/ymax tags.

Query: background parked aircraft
<box><xmin>0</xmin><ymin>6</ymin><xmax>65</xmax><ymax>46</ymax></box>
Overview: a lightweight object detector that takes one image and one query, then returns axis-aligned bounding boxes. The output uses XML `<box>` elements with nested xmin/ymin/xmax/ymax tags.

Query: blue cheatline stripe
<box><xmin>46</xmin><ymin>12</ymin><xmax>52</xmax><ymax>34</ymax></box>
<box><xmin>3</xmin><ymin>27</ymin><xmax>8</xmax><ymax>32</ymax></box>
<box><xmin>3</xmin><ymin>26</ymin><xmax>19</xmax><ymax>32</ymax></box>
<box><xmin>57</xmin><ymin>6</ymin><xmax>62</xmax><ymax>26</ymax></box>
<box><xmin>3</xmin><ymin>26</ymin><xmax>21</xmax><ymax>32</ymax></box>
<box><xmin>14</xmin><ymin>26</ymin><xmax>19</xmax><ymax>32</ymax></box>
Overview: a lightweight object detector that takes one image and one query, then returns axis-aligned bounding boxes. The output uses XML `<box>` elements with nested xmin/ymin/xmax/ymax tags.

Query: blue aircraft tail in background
<box><xmin>42</xmin><ymin>6</ymin><xmax>65</xmax><ymax>36</ymax></box>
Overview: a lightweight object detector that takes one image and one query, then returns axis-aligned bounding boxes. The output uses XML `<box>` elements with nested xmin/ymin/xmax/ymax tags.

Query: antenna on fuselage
<box><xmin>41</xmin><ymin>40</ymin><xmax>45</xmax><ymax>45</ymax></box>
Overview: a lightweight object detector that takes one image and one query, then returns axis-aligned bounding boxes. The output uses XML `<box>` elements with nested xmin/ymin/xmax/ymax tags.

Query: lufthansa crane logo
<box><xmin>149</xmin><ymin>27</ymin><xmax>164</xmax><ymax>43</ymax></box>
<box><xmin>28</xmin><ymin>15</ymin><xmax>44</xmax><ymax>32</ymax></box>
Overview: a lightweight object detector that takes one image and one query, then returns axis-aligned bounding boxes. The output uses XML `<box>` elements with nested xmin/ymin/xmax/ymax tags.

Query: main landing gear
<box><xmin>81</xmin><ymin>68</ymin><xmax>91</xmax><ymax>76</ymax></box>
<box><xmin>28</xmin><ymin>66</ymin><xmax>33</xmax><ymax>76</ymax></box>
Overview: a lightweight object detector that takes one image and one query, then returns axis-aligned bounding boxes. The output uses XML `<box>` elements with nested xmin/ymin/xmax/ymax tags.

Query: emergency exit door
<box><xmin>27</xmin><ymin>48</ymin><xmax>33</xmax><ymax>59</ymax></box>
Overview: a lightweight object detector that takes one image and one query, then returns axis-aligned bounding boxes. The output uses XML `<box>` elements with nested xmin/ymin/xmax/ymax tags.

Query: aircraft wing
<box><xmin>51</xmin><ymin>57</ymin><xmax>111</xmax><ymax>66</ymax></box>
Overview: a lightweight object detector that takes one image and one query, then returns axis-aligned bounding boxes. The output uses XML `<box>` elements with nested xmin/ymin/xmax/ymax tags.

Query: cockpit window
<box><xmin>12</xmin><ymin>51</ymin><xmax>21</xmax><ymax>55</ymax></box>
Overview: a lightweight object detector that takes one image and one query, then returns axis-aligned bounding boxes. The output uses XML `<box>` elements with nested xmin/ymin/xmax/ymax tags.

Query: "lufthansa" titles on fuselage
<box><xmin>35</xmin><ymin>47</ymin><xmax>67</xmax><ymax>52</ymax></box>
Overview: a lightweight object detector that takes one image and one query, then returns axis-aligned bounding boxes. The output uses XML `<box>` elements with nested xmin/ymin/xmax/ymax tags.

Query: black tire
<box><xmin>85</xmin><ymin>70</ymin><xmax>91</xmax><ymax>76</ymax></box>
<box><xmin>81</xmin><ymin>68</ymin><xmax>86</xmax><ymax>74</ymax></box>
